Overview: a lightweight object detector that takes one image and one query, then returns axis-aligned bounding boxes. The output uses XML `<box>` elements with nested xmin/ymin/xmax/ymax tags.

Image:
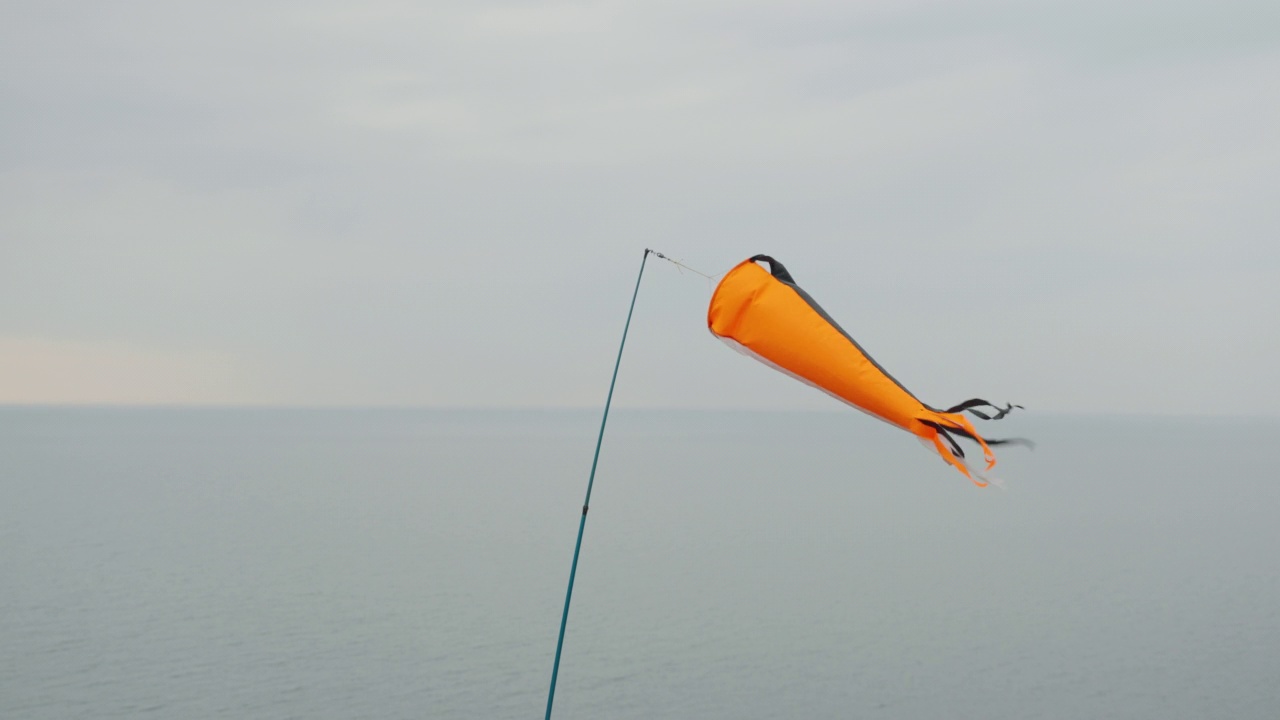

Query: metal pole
<box><xmin>545</xmin><ymin>248</ymin><xmax>650</xmax><ymax>720</ymax></box>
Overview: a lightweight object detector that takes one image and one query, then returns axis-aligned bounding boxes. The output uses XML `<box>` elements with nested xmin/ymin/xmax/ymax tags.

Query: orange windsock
<box><xmin>708</xmin><ymin>255</ymin><xmax>1027</xmax><ymax>485</ymax></box>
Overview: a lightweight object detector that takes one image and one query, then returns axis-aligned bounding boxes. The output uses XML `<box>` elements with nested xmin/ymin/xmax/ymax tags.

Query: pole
<box><xmin>545</xmin><ymin>248</ymin><xmax>651</xmax><ymax>720</ymax></box>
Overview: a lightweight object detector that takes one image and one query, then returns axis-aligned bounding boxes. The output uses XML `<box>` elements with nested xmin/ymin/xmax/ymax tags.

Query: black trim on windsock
<box><xmin>749</xmin><ymin>254</ymin><xmax>925</xmax><ymax>405</ymax></box>
<box><xmin>749</xmin><ymin>254</ymin><xmax>795</xmax><ymax>284</ymax></box>
<box><xmin>746</xmin><ymin>254</ymin><xmax>1029</xmax><ymax>449</ymax></box>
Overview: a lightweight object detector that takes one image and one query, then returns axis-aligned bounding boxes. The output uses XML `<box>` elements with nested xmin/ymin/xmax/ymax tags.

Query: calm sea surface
<box><xmin>2</xmin><ymin>407</ymin><xmax>1277</xmax><ymax>719</ymax></box>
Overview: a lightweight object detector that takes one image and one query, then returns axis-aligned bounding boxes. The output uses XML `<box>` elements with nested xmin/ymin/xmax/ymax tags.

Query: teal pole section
<box><xmin>545</xmin><ymin>249</ymin><xmax>651</xmax><ymax>720</ymax></box>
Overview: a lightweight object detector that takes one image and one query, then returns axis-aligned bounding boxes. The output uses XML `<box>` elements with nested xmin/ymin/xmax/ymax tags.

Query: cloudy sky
<box><xmin>3</xmin><ymin>0</ymin><xmax>1277</xmax><ymax>413</ymax></box>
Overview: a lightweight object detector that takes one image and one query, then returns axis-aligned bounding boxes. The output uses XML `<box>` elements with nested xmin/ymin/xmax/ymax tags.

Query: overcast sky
<box><xmin>2</xmin><ymin>0</ymin><xmax>1277</xmax><ymax>413</ymax></box>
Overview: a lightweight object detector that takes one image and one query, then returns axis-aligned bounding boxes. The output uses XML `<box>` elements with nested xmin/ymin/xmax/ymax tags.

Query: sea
<box><xmin>1</xmin><ymin>407</ymin><xmax>1277</xmax><ymax>719</ymax></box>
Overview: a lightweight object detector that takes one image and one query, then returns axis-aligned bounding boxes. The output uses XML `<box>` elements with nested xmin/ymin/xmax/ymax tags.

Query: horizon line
<box><xmin>0</xmin><ymin>402</ymin><xmax>1276</xmax><ymax>420</ymax></box>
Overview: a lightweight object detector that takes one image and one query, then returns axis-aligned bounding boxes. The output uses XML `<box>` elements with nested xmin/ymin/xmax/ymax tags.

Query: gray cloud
<box><xmin>2</xmin><ymin>0</ymin><xmax>1277</xmax><ymax>413</ymax></box>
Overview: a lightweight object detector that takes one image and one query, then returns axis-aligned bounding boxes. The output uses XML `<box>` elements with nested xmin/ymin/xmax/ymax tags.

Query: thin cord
<box><xmin>649</xmin><ymin>250</ymin><xmax>724</xmax><ymax>290</ymax></box>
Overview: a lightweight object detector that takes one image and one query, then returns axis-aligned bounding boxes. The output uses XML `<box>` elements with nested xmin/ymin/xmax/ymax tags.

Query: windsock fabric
<box><xmin>708</xmin><ymin>255</ymin><xmax>1024</xmax><ymax>485</ymax></box>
